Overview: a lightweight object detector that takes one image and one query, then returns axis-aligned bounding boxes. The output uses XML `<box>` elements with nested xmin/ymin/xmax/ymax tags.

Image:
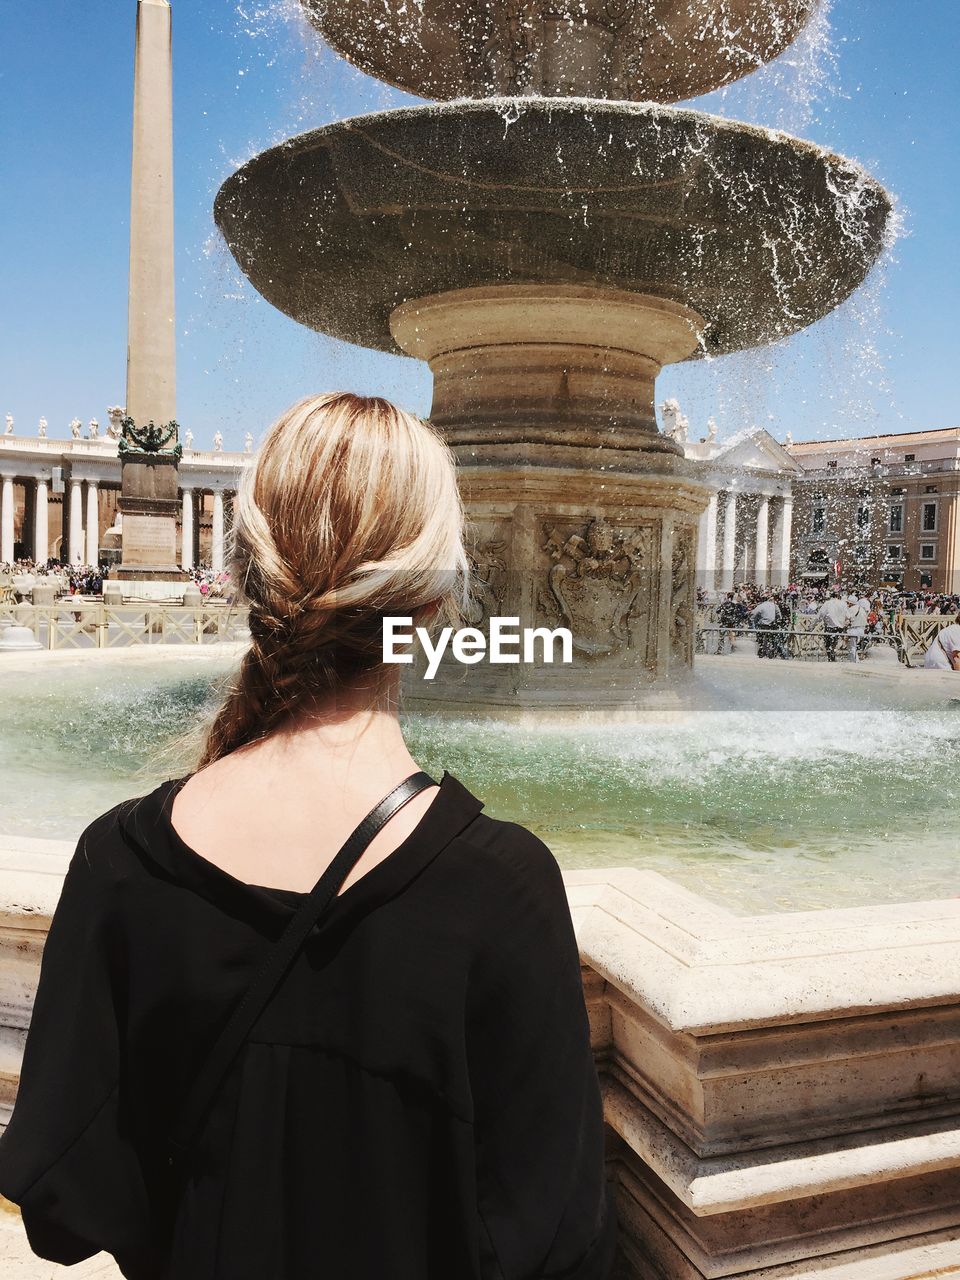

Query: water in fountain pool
<box><xmin>1</xmin><ymin>653</ymin><xmax>956</xmax><ymax>915</ymax></box>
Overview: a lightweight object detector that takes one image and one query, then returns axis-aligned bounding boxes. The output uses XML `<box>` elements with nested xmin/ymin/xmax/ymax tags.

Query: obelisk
<box><xmin>116</xmin><ymin>0</ymin><xmax>186</xmax><ymax>581</ymax></box>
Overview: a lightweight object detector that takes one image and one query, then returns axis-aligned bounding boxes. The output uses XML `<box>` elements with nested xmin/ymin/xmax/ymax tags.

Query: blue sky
<box><xmin>1</xmin><ymin>1</ymin><xmax>957</xmax><ymax>448</ymax></box>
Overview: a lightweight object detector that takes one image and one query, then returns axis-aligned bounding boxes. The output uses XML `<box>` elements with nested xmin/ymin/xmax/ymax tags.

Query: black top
<box><xmin>0</xmin><ymin>770</ymin><xmax>618</xmax><ymax>1279</ymax></box>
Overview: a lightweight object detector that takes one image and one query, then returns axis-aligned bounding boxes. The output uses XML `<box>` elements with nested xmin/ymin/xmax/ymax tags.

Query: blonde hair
<box><xmin>196</xmin><ymin>391</ymin><xmax>469</xmax><ymax>768</ymax></box>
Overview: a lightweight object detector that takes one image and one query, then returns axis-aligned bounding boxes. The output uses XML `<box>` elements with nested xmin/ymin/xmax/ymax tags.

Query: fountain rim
<box><xmin>217</xmin><ymin>95</ymin><xmax>889</xmax><ymax>202</ymax></box>
<box><xmin>212</xmin><ymin>95</ymin><xmax>895</xmax><ymax>361</ymax></box>
<box><xmin>297</xmin><ymin>0</ymin><xmax>823</xmax><ymax>108</ymax></box>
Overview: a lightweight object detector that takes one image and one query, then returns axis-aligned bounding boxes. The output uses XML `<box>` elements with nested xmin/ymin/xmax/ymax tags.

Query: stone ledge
<box><xmin>566</xmin><ymin>867</ymin><xmax>960</xmax><ymax>1030</ymax></box>
<box><xmin>604</xmin><ymin>1079</ymin><xmax>960</xmax><ymax>1214</ymax></box>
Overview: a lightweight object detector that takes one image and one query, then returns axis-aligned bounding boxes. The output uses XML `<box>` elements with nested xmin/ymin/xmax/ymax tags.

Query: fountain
<box><xmin>3</xmin><ymin>10</ymin><xmax>958</xmax><ymax>1280</ymax></box>
<box><xmin>212</xmin><ymin>0</ymin><xmax>891</xmax><ymax>717</ymax></box>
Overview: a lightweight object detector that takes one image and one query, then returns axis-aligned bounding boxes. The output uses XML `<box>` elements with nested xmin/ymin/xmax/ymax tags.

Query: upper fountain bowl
<box><xmin>214</xmin><ymin>98</ymin><xmax>892</xmax><ymax>360</ymax></box>
<box><xmin>299</xmin><ymin>0</ymin><xmax>819</xmax><ymax>103</ymax></box>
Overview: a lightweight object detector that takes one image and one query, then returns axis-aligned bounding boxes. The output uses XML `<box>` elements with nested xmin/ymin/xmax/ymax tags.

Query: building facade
<box><xmin>5</xmin><ymin>417</ymin><xmax>958</xmax><ymax>593</ymax></box>
<box><xmin>788</xmin><ymin>428</ymin><xmax>960</xmax><ymax>593</ymax></box>
<box><xmin>0</xmin><ymin>422</ymin><xmax>251</xmax><ymax>571</ymax></box>
<box><xmin>684</xmin><ymin>427</ymin><xmax>801</xmax><ymax>591</ymax></box>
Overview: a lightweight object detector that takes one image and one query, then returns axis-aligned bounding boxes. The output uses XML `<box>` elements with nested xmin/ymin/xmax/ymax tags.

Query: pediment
<box><xmin>717</xmin><ymin>428</ymin><xmax>803</xmax><ymax>475</ymax></box>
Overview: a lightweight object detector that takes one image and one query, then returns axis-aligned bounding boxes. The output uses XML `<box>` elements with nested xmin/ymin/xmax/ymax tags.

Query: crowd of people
<box><xmin>698</xmin><ymin>582</ymin><xmax>960</xmax><ymax>669</ymax></box>
<box><xmin>4</xmin><ymin>556</ymin><xmax>958</xmax><ymax>668</ymax></box>
<box><xmin>1</xmin><ymin>556</ymin><xmax>233</xmax><ymax>600</ymax></box>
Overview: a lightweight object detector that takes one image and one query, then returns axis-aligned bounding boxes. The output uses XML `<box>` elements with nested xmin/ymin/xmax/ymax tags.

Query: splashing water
<box><xmin>698</xmin><ymin>0</ymin><xmax>840</xmax><ymax>135</ymax></box>
<box><xmin>2</xmin><ymin>654</ymin><xmax>957</xmax><ymax>915</ymax></box>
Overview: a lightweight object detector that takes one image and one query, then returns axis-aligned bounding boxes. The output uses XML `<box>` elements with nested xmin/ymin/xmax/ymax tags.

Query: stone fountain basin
<box><xmin>215</xmin><ymin>99</ymin><xmax>891</xmax><ymax>359</ymax></box>
<box><xmin>299</xmin><ymin>0</ymin><xmax>819</xmax><ymax>104</ymax></box>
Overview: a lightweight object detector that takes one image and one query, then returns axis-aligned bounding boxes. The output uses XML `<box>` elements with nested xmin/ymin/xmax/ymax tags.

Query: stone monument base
<box><xmin>113</xmin><ymin>566</ymin><xmax>189</xmax><ymax>582</ymax></box>
<box><xmin>116</xmin><ymin>452</ymin><xmax>188</xmax><ymax>581</ymax></box>
<box><xmin>104</xmin><ymin>578</ymin><xmax>193</xmax><ymax>601</ymax></box>
<box><xmin>391</xmin><ymin>285</ymin><xmax>710</xmax><ymax>715</ymax></box>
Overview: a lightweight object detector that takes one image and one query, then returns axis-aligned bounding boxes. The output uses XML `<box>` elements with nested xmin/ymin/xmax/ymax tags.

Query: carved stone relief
<box><xmin>537</xmin><ymin>516</ymin><xmax>654</xmax><ymax>658</ymax></box>
<box><xmin>485</xmin><ymin>0</ymin><xmax>540</xmax><ymax>93</ymax></box>
<box><xmin>671</xmin><ymin>524</ymin><xmax>696</xmax><ymax>665</ymax></box>
<box><xmin>464</xmin><ymin>525</ymin><xmax>509</xmax><ymax>627</ymax></box>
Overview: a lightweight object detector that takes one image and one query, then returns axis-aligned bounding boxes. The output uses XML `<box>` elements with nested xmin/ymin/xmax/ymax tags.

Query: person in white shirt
<box><xmin>750</xmin><ymin>596</ymin><xmax>781</xmax><ymax>659</ymax></box>
<box><xmin>924</xmin><ymin>615</ymin><xmax>960</xmax><ymax>670</ymax></box>
<box><xmin>845</xmin><ymin>594</ymin><xmax>870</xmax><ymax>663</ymax></box>
<box><xmin>817</xmin><ymin>591</ymin><xmax>848</xmax><ymax>662</ymax></box>
<box><xmin>751</xmin><ymin>598</ymin><xmax>779</xmax><ymax>626</ymax></box>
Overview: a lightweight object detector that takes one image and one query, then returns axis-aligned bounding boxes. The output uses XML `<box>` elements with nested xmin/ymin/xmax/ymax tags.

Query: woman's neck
<box><xmin>227</xmin><ymin>668</ymin><xmax>420</xmax><ymax>793</ymax></box>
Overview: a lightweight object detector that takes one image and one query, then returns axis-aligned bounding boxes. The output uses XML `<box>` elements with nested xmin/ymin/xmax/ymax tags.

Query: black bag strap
<box><xmin>167</xmin><ymin>769</ymin><xmax>438</xmax><ymax>1171</ymax></box>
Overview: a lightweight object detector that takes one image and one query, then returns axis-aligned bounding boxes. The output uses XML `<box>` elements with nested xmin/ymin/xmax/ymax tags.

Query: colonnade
<box><xmin>179</xmin><ymin>487</ymin><xmax>229</xmax><ymax>572</ymax></box>
<box><xmin>0</xmin><ymin>472</ymin><xmax>233</xmax><ymax>572</ymax></box>
<box><xmin>697</xmin><ymin>490</ymin><xmax>793</xmax><ymax>591</ymax></box>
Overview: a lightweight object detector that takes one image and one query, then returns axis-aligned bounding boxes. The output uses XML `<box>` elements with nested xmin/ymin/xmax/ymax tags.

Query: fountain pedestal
<box><xmin>391</xmin><ymin>285</ymin><xmax>704</xmax><ymax>452</ymax></box>
<box><xmin>391</xmin><ymin>285</ymin><xmax>710</xmax><ymax>713</ymax></box>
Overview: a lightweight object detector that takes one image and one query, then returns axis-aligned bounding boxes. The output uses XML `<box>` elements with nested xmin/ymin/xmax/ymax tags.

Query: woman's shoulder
<box><xmin>452</xmin><ymin>810</ymin><xmax>567</xmax><ymax>911</ymax></box>
<box><xmin>67</xmin><ymin>780</ymin><xmax>171</xmax><ymax>885</ymax></box>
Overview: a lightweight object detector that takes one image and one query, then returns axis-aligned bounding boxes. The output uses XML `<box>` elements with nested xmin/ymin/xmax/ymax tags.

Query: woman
<box><xmin>0</xmin><ymin>392</ymin><xmax>618</xmax><ymax>1279</ymax></box>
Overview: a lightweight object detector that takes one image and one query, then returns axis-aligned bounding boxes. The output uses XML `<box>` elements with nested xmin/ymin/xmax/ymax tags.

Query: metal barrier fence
<box><xmin>1</xmin><ymin>597</ymin><xmax>953</xmax><ymax>663</ymax></box>
<box><xmin>696</xmin><ymin>624</ymin><xmax>902</xmax><ymax>663</ymax></box>
<box><xmin>0</xmin><ymin>600</ymin><xmax>250</xmax><ymax>649</ymax></box>
<box><xmin>896</xmin><ymin>613</ymin><xmax>959</xmax><ymax>668</ymax></box>
<box><xmin>696</xmin><ymin>611</ymin><xmax>956</xmax><ymax>667</ymax></box>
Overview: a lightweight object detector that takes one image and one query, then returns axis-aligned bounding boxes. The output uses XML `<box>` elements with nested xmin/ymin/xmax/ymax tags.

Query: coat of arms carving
<box><xmin>539</xmin><ymin>517</ymin><xmax>650</xmax><ymax>656</ymax></box>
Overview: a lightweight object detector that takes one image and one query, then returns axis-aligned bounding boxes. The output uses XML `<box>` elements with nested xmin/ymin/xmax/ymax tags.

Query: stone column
<box><xmin>180</xmin><ymin>488</ymin><xmax>194</xmax><ymax>570</ymax></box>
<box><xmin>211</xmin><ymin>491</ymin><xmax>224</xmax><ymax>572</ymax></box>
<box><xmin>85</xmin><ymin>482</ymin><xmax>100</xmax><ymax>567</ymax></box>
<box><xmin>720</xmin><ymin>491</ymin><xmax>738</xmax><ymax>591</ymax></box>
<box><xmin>34</xmin><ymin>478</ymin><xmax>49</xmax><ymax>565</ymax></box>
<box><xmin>772</xmin><ymin>494</ymin><xmax>794</xmax><ymax>586</ymax></box>
<box><xmin>68</xmin><ymin>479</ymin><xmax>85</xmax><ymax>564</ymax></box>
<box><xmin>127</xmin><ymin>0</ymin><xmax>175</xmax><ymax>429</ymax></box>
<box><xmin>117</xmin><ymin>0</ymin><xmax>183</xmax><ymax>581</ymax></box>
<box><xmin>1</xmin><ymin>475</ymin><xmax>14</xmax><ymax>565</ymax></box>
<box><xmin>697</xmin><ymin>492</ymin><xmax>718</xmax><ymax>593</ymax></box>
<box><xmin>755</xmin><ymin>495</ymin><xmax>770</xmax><ymax>586</ymax></box>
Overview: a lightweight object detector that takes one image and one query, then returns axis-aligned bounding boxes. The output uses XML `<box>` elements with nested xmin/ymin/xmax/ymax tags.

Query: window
<box><xmin>920</xmin><ymin>572</ymin><xmax>933</xmax><ymax>588</ymax></box>
<box><xmin>888</xmin><ymin>504</ymin><xmax>903</xmax><ymax>533</ymax></box>
<box><xmin>827</xmin><ymin>460</ymin><xmax>838</xmax><ymax>470</ymax></box>
<box><xmin>855</xmin><ymin>544</ymin><xmax>870</xmax><ymax>562</ymax></box>
<box><xmin>904</xmin><ymin>453</ymin><xmax>916</xmax><ymax>463</ymax></box>
<box><xmin>856</xmin><ymin>506</ymin><xmax>871</xmax><ymax>529</ymax></box>
<box><xmin>922</xmin><ymin>502</ymin><xmax>938</xmax><ymax>532</ymax></box>
<box><xmin>887</xmin><ymin>544</ymin><xmax>901</xmax><ymax>561</ymax></box>
<box><xmin>925</xmin><ymin>485</ymin><xmax>938</xmax><ymax>494</ymax></box>
<box><xmin>811</xmin><ymin>504</ymin><xmax>825</xmax><ymax>534</ymax></box>
<box><xmin>870</xmin><ymin>456</ymin><xmax>882</xmax><ymax>466</ymax></box>
<box><xmin>920</xmin><ymin>543</ymin><xmax>936</xmax><ymax>561</ymax></box>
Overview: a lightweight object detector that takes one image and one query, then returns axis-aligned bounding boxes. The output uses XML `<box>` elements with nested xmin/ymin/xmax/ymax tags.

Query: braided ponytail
<box><xmin>196</xmin><ymin>392</ymin><xmax>469</xmax><ymax>768</ymax></box>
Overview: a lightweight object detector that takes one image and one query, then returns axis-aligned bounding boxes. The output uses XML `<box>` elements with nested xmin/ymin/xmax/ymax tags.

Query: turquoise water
<box><xmin>1</xmin><ymin>652</ymin><xmax>957</xmax><ymax>913</ymax></box>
